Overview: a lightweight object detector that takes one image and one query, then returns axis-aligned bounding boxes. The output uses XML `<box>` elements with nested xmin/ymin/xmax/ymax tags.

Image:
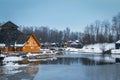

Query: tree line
<box><xmin>18</xmin><ymin>12</ymin><xmax>120</xmax><ymax>44</ymax></box>
<box><xmin>0</xmin><ymin>12</ymin><xmax>119</xmax><ymax>45</ymax></box>
<box><xmin>19</xmin><ymin>26</ymin><xmax>82</xmax><ymax>44</ymax></box>
<box><xmin>82</xmin><ymin>12</ymin><xmax>120</xmax><ymax>44</ymax></box>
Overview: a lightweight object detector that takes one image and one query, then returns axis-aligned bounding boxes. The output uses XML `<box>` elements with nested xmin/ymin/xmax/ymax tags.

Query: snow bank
<box><xmin>83</xmin><ymin>43</ymin><xmax>115</xmax><ymax>51</ymax></box>
<box><xmin>82</xmin><ymin>43</ymin><xmax>115</xmax><ymax>53</ymax></box>
<box><xmin>0</xmin><ymin>54</ymin><xmax>6</xmax><ymax>57</ymax></box>
<box><xmin>3</xmin><ymin>56</ymin><xmax>24</xmax><ymax>66</ymax></box>
<box><xmin>65</xmin><ymin>47</ymin><xmax>79</xmax><ymax>52</ymax></box>
<box><xmin>104</xmin><ymin>43</ymin><xmax>115</xmax><ymax>51</ymax></box>
<box><xmin>26</xmin><ymin>53</ymin><xmax>40</xmax><ymax>57</ymax></box>
<box><xmin>3</xmin><ymin>56</ymin><xmax>23</xmax><ymax>62</ymax></box>
<box><xmin>26</xmin><ymin>51</ymin><xmax>55</xmax><ymax>57</ymax></box>
<box><xmin>79</xmin><ymin>48</ymin><xmax>102</xmax><ymax>53</ymax></box>
<box><xmin>65</xmin><ymin>43</ymin><xmax>115</xmax><ymax>53</ymax></box>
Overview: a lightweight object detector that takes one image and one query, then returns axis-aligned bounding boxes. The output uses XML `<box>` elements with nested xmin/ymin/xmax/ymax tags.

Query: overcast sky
<box><xmin>0</xmin><ymin>0</ymin><xmax>120</xmax><ymax>32</ymax></box>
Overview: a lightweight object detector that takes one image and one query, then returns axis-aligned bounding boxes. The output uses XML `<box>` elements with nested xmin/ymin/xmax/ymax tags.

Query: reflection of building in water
<box><xmin>29</xmin><ymin>61</ymin><xmax>40</xmax><ymax>65</ymax></box>
<box><xmin>2</xmin><ymin>66</ymin><xmax>22</xmax><ymax>74</ymax></box>
<box><xmin>0</xmin><ymin>69</ymin><xmax>4</xmax><ymax>75</ymax></box>
<box><xmin>0</xmin><ymin>66</ymin><xmax>39</xmax><ymax>80</ymax></box>
<box><xmin>27</xmin><ymin>66</ymin><xmax>39</xmax><ymax>77</ymax></box>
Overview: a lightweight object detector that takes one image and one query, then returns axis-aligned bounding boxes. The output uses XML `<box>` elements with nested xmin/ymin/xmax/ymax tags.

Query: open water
<box><xmin>0</xmin><ymin>53</ymin><xmax>120</xmax><ymax>80</ymax></box>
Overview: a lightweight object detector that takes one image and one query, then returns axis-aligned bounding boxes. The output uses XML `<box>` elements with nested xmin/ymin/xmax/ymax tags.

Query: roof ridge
<box><xmin>0</xmin><ymin>21</ymin><xmax>19</xmax><ymax>29</ymax></box>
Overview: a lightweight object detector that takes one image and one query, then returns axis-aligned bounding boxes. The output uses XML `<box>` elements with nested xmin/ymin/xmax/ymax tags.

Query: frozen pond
<box><xmin>0</xmin><ymin>53</ymin><xmax>120</xmax><ymax>80</ymax></box>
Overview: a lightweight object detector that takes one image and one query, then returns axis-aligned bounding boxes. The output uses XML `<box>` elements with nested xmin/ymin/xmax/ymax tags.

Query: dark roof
<box><xmin>0</xmin><ymin>29</ymin><xmax>23</xmax><ymax>46</ymax></box>
<box><xmin>0</xmin><ymin>21</ymin><xmax>40</xmax><ymax>47</ymax></box>
<box><xmin>0</xmin><ymin>21</ymin><xmax>18</xmax><ymax>30</ymax></box>
<box><xmin>16</xmin><ymin>34</ymin><xmax>31</xmax><ymax>44</ymax></box>
<box><xmin>0</xmin><ymin>30</ymin><xmax>32</xmax><ymax>46</ymax></box>
<box><xmin>116</xmin><ymin>40</ymin><xmax>120</xmax><ymax>44</ymax></box>
<box><xmin>0</xmin><ymin>21</ymin><xmax>25</xmax><ymax>46</ymax></box>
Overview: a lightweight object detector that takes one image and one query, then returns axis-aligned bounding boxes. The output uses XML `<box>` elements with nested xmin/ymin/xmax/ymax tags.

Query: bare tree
<box><xmin>112</xmin><ymin>12</ymin><xmax>120</xmax><ymax>41</ymax></box>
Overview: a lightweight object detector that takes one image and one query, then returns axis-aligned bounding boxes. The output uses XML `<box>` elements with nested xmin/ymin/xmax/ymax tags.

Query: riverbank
<box><xmin>0</xmin><ymin>50</ymin><xmax>63</xmax><ymax>66</ymax></box>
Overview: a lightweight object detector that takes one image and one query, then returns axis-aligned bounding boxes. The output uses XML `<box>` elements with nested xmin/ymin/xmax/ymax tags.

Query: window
<box><xmin>33</xmin><ymin>42</ymin><xmax>36</xmax><ymax>44</ymax></box>
<box><xmin>26</xmin><ymin>42</ymin><xmax>29</xmax><ymax>44</ymax></box>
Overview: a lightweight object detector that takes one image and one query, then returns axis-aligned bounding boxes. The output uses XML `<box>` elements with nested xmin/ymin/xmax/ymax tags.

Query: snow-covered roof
<box><xmin>0</xmin><ymin>43</ymin><xmax>24</xmax><ymax>47</ymax></box>
<box><xmin>116</xmin><ymin>40</ymin><xmax>120</xmax><ymax>43</ymax></box>
<box><xmin>71</xmin><ymin>42</ymin><xmax>78</xmax><ymax>45</ymax></box>
<box><xmin>75</xmin><ymin>40</ymin><xmax>79</xmax><ymax>43</ymax></box>
<box><xmin>0</xmin><ymin>43</ymin><xmax>5</xmax><ymax>47</ymax></box>
<box><xmin>15</xmin><ymin>44</ymin><xmax>24</xmax><ymax>47</ymax></box>
<box><xmin>51</xmin><ymin>43</ymin><xmax>56</xmax><ymax>45</ymax></box>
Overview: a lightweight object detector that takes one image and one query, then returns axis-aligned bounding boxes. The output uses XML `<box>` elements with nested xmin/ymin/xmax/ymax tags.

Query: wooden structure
<box><xmin>25</xmin><ymin>34</ymin><xmax>40</xmax><ymax>52</ymax></box>
<box><xmin>0</xmin><ymin>21</ymin><xmax>41</xmax><ymax>53</ymax></box>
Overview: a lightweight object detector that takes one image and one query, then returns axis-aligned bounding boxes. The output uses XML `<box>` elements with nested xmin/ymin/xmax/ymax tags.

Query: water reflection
<box><xmin>0</xmin><ymin>65</ymin><xmax>39</xmax><ymax>80</ymax></box>
<box><xmin>0</xmin><ymin>54</ymin><xmax>120</xmax><ymax>80</ymax></box>
<box><xmin>34</xmin><ymin>54</ymin><xmax>120</xmax><ymax>80</ymax></box>
<box><xmin>40</xmin><ymin>54</ymin><xmax>115</xmax><ymax>65</ymax></box>
<box><xmin>27</xmin><ymin>66</ymin><xmax>39</xmax><ymax>77</ymax></box>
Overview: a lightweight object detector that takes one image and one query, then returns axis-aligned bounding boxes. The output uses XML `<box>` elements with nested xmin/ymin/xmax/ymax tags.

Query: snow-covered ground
<box><xmin>28</xmin><ymin>57</ymin><xmax>57</xmax><ymax>62</ymax></box>
<box><xmin>0</xmin><ymin>54</ymin><xmax>6</xmax><ymax>57</ymax></box>
<box><xmin>26</xmin><ymin>51</ymin><xmax>56</xmax><ymax>57</ymax></box>
<box><xmin>26</xmin><ymin>53</ymin><xmax>41</xmax><ymax>57</ymax></box>
<box><xmin>65</xmin><ymin>43</ymin><xmax>115</xmax><ymax>54</ymax></box>
<box><xmin>2</xmin><ymin>56</ymin><xmax>28</xmax><ymax>67</ymax></box>
<box><xmin>3</xmin><ymin>56</ymin><xmax>23</xmax><ymax>62</ymax></box>
<box><xmin>65</xmin><ymin>47</ymin><xmax>80</xmax><ymax>52</ymax></box>
<box><xmin>82</xmin><ymin>43</ymin><xmax>115</xmax><ymax>52</ymax></box>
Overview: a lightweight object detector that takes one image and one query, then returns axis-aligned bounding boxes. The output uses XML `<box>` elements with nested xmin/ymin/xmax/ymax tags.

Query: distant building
<box><xmin>66</xmin><ymin>40</ymin><xmax>83</xmax><ymax>48</ymax></box>
<box><xmin>0</xmin><ymin>21</ymin><xmax>41</xmax><ymax>53</ymax></box>
<box><xmin>115</xmin><ymin>40</ymin><xmax>120</xmax><ymax>49</ymax></box>
<box><xmin>70</xmin><ymin>42</ymin><xmax>83</xmax><ymax>48</ymax></box>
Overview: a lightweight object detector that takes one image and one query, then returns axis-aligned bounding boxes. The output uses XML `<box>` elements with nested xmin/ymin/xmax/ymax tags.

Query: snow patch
<box><xmin>65</xmin><ymin>43</ymin><xmax>115</xmax><ymax>54</ymax></box>
<box><xmin>3</xmin><ymin>56</ymin><xmax>23</xmax><ymax>62</ymax></box>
